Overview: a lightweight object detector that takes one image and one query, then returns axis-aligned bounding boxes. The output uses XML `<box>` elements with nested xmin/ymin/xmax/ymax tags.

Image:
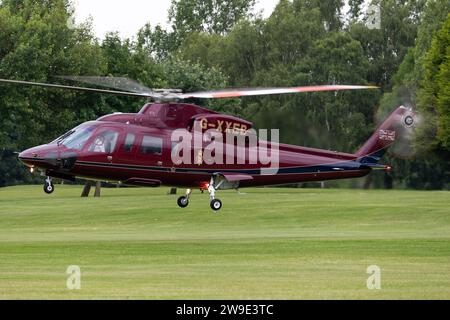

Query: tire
<box><xmin>177</xmin><ymin>196</ymin><xmax>189</xmax><ymax>208</ymax></box>
<box><xmin>44</xmin><ymin>182</ymin><xmax>54</xmax><ymax>194</ymax></box>
<box><xmin>210</xmin><ymin>199</ymin><xmax>222</xmax><ymax>211</ymax></box>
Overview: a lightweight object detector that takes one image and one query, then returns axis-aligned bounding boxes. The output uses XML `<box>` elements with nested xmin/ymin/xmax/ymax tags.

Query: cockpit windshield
<box><xmin>57</xmin><ymin>126</ymin><xmax>95</xmax><ymax>150</ymax></box>
<box><xmin>52</xmin><ymin>130</ymin><xmax>75</xmax><ymax>145</ymax></box>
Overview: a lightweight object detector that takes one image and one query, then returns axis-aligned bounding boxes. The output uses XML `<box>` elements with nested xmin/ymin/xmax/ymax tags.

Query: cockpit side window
<box><xmin>61</xmin><ymin>127</ymin><xmax>95</xmax><ymax>150</ymax></box>
<box><xmin>88</xmin><ymin>129</ymin><xmax>119</xmax><ymax>153</ymax></box>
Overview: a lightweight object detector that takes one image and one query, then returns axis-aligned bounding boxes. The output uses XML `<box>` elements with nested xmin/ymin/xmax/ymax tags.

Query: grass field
<box><xmin>0</xmin><ymin>185</ymin><xmax>449</xmax><ymax>299</ymax></box>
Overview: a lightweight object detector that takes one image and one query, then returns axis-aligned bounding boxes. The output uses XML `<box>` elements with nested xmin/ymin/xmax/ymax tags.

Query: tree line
<box><xmin>0</xmin><ymin>0</ymin><xmax>448</xmax><ymax>189</ymax></box>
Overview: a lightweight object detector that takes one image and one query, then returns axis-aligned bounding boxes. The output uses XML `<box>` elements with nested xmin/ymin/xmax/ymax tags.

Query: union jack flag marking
<box><xmin>379</xmin><ymin>129</ymin><xmax>396</xmax><ymax>141</ymax></box>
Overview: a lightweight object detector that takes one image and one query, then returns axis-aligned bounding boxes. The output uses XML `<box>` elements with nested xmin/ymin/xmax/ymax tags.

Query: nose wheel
<box><xmin>177</xmin><ymin>196</ymin><xmax>189</xmax><ymax>208</ymax></box>
<box><xmin>177</xmin><ymin>189</ymin><xmax>192</xmax><ymax>208</ymax></box>
<box><xmin>43</xmin><ymin>177</ymin><xmax>54</xmax><ymax>194</ymax></box>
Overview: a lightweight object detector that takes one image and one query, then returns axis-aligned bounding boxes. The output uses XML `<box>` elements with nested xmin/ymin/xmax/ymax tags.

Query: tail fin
<box><xmin>355</xmin><ymin>106</ymin><xmax>416</xmax><ymax>164</ymax></box>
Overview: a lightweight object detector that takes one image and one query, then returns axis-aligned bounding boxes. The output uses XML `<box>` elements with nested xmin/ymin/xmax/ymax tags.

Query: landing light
<box><xmin>30</xmin><ymin>166</ymin><xmax>35</xmax><ymax>173</ymax></box>
<box><xmin>200</xmin><ymin>182</ymin><xmax>210</xmax><ymax>190</ymax></box>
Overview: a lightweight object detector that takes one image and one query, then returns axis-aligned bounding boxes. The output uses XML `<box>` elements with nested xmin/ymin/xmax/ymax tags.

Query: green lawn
<box><xmin>0</xmin><ymin>185</ymin><xmax>449</xmax><ymax>299</ymax></box>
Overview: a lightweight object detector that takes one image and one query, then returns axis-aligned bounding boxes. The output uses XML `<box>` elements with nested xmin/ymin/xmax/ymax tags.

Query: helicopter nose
<box><xmin>18</xmin><ymin>148</ymin><xmax>39</xmax><ymax>166</ymax></box>
<box><xmin>18</xmin><ymin>145</ymin><xmax>60</xmax><ymax>169</ymax></box>
<box><xmin>19</xmin><ymin>145</ymin><xmax>78</xmax><ymax>170</ymax></box>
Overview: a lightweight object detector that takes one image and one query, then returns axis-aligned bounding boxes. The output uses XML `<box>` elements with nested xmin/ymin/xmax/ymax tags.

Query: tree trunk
<box><xmin>94</xmin><ymin>181</ymin><xmax>101</xmax><ymax>197</ymax></box>
<box><xmin>383</xmin><ymin>172</ymin><xmax>393</xmax><ymax>189</ymax></box>
<box><xmin>363</xmin><ymin>175</ymin><xmax>373</xmax><ymax>189</ymax></box>
<box><xmin>81</xmin><ymin>181</ymin><xmax>92</xmax><ymax>197</ymax></box>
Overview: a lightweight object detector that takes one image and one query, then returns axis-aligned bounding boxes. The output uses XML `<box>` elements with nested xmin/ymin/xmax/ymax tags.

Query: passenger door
<box><xmin>81</xmin><ymin>127</ymin><xmax>121</xmax><ymax>164</ymax></box>
<box><xmin>114</xmin><ymin>132</ymin><xmax>138</xmax><ymax>165</ymax></box>
<box><xmin>135</xmin><ymin>133</ymin><xmax>164</xmax><ymax>168</ymax></box>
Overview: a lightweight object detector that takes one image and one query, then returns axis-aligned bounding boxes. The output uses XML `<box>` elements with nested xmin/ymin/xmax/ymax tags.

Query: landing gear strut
<box><xmin>43</xmin><ymin>177</ymin><xmax>54</xmax><ymax>194</ymax></box>
<box><xmin>177</xmin><ymin>189</ymin><xmax>192</xmax><ymax>208</ymax></box>
<box><xmin>208</xmin><ymin>176</ymin><xmax>223</xmax><ymax>211</ymax></box>
<box><xmin>176</xmin><ymin>175</ymin><xmax>224</xmax><ymax>211</ymax></box>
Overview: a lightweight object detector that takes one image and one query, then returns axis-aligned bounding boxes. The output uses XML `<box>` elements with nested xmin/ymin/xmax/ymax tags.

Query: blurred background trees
<box><xmin>0</xmin><ymin>0</ymin><xmax>448</xmax><ymax>189</ymax></box>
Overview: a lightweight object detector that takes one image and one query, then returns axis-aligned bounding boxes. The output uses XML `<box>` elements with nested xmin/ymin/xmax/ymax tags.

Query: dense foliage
<box><xmin>0</xmin><ymin>0</ymin><xmax>448</xmax><ymax>189</ymax></box>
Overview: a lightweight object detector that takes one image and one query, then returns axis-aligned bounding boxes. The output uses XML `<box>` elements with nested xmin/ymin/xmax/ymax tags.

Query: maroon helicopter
<box><xmin>0</xmin><ymin>77</ymin><xmax>416</xmax><ymax>211</ymax></box>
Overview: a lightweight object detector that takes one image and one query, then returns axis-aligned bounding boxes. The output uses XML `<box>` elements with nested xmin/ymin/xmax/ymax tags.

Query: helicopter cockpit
<box><xmin>18</xmin><ymin>122</ymin><xmax>100</xmax><ymax>170</ymax></box>
<box><xmin>55</xmin><ymin>126</ymin><xmax>95</xmax><ymax>150</ymax></box>
<box><xmin>87</xmin><ymin>130</ymin><xmax>119</xmax><ymax>154</ymax></box>
<box><xmin>52</xmin><ymin>121</ymin><xmax>121</xmax><ymax>155</ymax></box>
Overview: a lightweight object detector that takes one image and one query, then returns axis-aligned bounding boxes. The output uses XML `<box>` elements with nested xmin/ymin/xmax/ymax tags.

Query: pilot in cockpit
<box><xmin>92</xmin><ymin>135</ymin><xmax>106</xmax><ymax>153</ymax></box>
<box><xmin>91</xmin><ymin>131</ymin><xmax>117</xmax><ymax>153</ymax></box>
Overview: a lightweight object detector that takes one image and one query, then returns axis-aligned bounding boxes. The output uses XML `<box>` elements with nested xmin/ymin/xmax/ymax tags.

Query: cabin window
<box><xmin>88</xmin><ymin>130</ymin><xmax>119</xmax><ymax>153</ymax></box>
<box><xmin>123</xmin><ymin>133</ymin><xmax>135</xmax><ymax>152</ymax></box>
<box><xmin>140</xmin><ymin>135</ymin><xmax>162</xmax><ymax>155</ymax></box>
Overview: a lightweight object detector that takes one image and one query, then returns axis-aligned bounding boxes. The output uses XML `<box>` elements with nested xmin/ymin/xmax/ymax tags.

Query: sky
<box><xmin>73</xmin><ymin>0</ymin><xmax>280</xmax><ymax>40</ymax></box>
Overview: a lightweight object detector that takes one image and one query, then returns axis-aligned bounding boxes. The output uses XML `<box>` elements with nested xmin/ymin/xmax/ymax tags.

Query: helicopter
<box><xmin>0</xmin><ymin>77</ymin><xmax>416</xmax><ymax>211</ymax></box>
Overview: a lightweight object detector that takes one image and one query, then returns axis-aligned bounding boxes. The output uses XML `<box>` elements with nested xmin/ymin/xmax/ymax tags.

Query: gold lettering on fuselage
<box><xmin>225</xmin><ymin>121</ymin><xmax>233</xmax><ymax>133</ymax></box>
<box><xmin>195</xmin><ymin>149</ymin><xmax>203</xmax><ymax>165</ymax></box>
<box><xmin>217</xmin><ymin>120</ymin><xmax>224</xmax><ymax>132</ymax></box>
<box><xmin>195</xmin><ymin>119</ymin><xmax>248</xmax><ymax>135</ymax></box>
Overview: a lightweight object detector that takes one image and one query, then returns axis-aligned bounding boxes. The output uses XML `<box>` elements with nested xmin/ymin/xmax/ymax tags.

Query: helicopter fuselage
<box><xmin>18</xmin><ymin>102</ymin><xmax>404</xmax><ymax>191</ymax></box>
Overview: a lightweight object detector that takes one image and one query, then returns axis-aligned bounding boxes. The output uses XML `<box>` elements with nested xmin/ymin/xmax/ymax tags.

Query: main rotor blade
<box><xmin>0</xmin><ymin>78</ymin><xmax>151</xmax><ymax>98</ymax></box>
<box><xmin>0</xmin><ymin>78</ymin><xmax>379</xmax><ymax>102</ymax></box>
<box><xmin>181</xmin><ymin>85</ymin><xmax>378</xmax><ymax>99</ymax></box>
<box><xmin>57</xmin><ymin>76</ymin><xmax>154</xmax><ymax>94</ymax></box>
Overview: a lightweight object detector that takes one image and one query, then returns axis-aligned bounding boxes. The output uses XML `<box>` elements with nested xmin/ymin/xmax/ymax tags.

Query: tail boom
<box><xmin>355</xmin><ymin>106</ymin><xmax>415</xmax><ymax>164</ymax></box>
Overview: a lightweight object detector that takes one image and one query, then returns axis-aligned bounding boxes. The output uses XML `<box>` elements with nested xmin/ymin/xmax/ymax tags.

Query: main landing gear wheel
<box><xmin>207</xmin><ymin>175</ymin><xmax>225</xmax><ymax>212</ymax></box>
<box><xmin>210</xmin><ymin>199</ymin><xmax>222</xmax><ymax>211</ymax></box>
<box><xmin>177</xmin><ymin>196</ymin><xmax>189</xmax><ymax>208</ymax></box>
<box><xmin>43</xmin><ymin>177</ymin><xmax>54</xmax><ymax>194</ymax></box>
